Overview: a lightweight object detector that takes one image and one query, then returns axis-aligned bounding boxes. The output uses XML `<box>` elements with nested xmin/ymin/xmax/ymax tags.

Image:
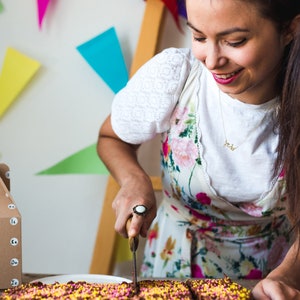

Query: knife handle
<box><xmin>126</xmin><ymin>218</ymin><xmax>139</xmax><ymax>251</ymax></box>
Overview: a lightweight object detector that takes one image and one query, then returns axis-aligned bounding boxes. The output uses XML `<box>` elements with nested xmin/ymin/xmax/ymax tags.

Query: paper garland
<box><xmin>37</xmin><ymin>0</ymin><xmax>51</xmax><ymax>29</ymax></box>
<box><xmin>36</xmin><ymin>0</ymin><xmax>182</xmax><ymax>176</ymax></box>
<box><xmin>177</xmin><ymin>0</ymin><xmax>187</xmax><ymax>19</ymax></box>
<box><xmin>35</xmin><ymin>0</ymin><xmax>186</xmax><ymax>32</ymax></box>
<box><xmin>76</xmin><ymin>27</ymin><xmax>128</xmax><ymax>94</ymax></box>
<box><xmin>37</xmin><ymin>27</ymin><xmax>128</xmax><ymax>175</ymax></box>
<box><xmin>0</xmin><ymin>48</ymin><xmax>41</xmax><ymax>118</ymax></box>
<box><xmin>37</xmin><ymin>144</ymin><xmax>108</xmax><ymax>175</ymax></box>
<box><xmin>154</xmin><ymin>0</ymin><xmax>187</xmax><ymax>32</ymax></box>
<box><xmin>0</xmin><ymin>1</ymin><xmax>4</xmax><ymax>13</ymax></box>
<box><xmin>162</xmin><ymin>0</ymin><xmax>182</xmax><ymax>32</ymax></box>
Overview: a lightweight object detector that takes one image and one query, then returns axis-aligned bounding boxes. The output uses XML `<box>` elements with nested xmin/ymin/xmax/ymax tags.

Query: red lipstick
<box><xmin>212</xmin><ymin>70</ymin><xmax>242</xmax><ymax>85</ymax></box>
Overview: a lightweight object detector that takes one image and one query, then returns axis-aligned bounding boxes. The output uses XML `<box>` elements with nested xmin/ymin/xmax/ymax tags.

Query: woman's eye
<box><xmin>226</xmin><ymin>39</ymin><xmax>246</xmax><ymax>47</ymax></box>
<box><xmin>193</xmin><ymin>36</ymin><xmax>206</xmax><ymax>42</ymax></box>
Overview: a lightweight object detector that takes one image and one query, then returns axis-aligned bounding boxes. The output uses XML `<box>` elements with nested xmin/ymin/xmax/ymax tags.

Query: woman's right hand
<box><xmin>252</xmin><ymin>278</ymin><xmax>300</xmax><ymax>299</ymax></box>
<box><xmin>98</xmin><ymin>115</ymin><xmax>157</xmax><ymax>238</ymax></box>
<box><xmin>112</xmin><ymin>173</ymin><xmax>157</xmax><ymax>239</ymax></box>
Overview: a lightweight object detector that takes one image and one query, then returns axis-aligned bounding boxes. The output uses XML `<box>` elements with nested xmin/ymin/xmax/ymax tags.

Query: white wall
<box><xmin>0</xmin><ymin>0</ymin><xmax>190</xmax><ymax>274</ymax></box>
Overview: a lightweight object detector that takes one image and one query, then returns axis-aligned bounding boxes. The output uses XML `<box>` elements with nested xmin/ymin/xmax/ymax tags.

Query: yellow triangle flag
<box><xmin>0</xmin><ymin>47</ymin><xmax>41</xmax><ymax>117</ymax></box>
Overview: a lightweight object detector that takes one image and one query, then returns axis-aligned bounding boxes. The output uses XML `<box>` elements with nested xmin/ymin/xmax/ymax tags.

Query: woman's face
<box><xmin>186</xmin><ymin>0</ymin><xmax>290</xmax><ymax>104</ymax></box>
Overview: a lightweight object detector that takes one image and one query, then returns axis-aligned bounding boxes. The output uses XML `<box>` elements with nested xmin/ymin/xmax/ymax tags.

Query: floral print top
<box><xmin>111</xmin><ymin>48</ymin><xmax>291</xmax><ymax>279</ymax></box>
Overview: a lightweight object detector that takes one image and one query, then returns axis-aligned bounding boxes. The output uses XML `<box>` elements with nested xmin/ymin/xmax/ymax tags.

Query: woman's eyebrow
<box><xmin>186</xmin><ymin>21</ymin><xmax>249</xmax><ymax>36</ymax></box>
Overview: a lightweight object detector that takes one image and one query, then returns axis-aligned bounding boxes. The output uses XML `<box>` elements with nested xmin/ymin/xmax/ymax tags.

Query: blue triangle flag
<box><xmin>77</xmin><ymin>27</ymin><xmax>128</xmax><ymax>94</ymax></box>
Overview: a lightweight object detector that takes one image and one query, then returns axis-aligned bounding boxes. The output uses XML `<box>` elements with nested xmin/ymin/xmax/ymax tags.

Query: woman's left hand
<box><xmin>252</xmin><ymin>278</ymin><xmax>300</xmax><ymax>299</ymax></box>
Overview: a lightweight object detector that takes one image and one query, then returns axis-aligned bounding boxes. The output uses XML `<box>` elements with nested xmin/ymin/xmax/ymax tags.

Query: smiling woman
<box><xmin>187</xmin><ymin>0</ymin><xmax>287</xmax><ymax>104</ymax></box>
<box><xmin>97</xmin><ymin>0</ymin><xmax>300</xmax><ymax>299</ymax></box>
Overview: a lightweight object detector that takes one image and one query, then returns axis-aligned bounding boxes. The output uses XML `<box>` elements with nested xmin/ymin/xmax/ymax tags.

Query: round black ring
<box><xmin>133</xmin><ymin>205</ymin><xmax>148</xmax><ymax>216</ymax></box>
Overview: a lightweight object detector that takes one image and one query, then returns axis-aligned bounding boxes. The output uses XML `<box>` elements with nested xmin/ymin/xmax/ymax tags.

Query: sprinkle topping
<box><xmin>1</xmin><ymin>277</ymin><xmax>251</xmax><ymax>299</ymax></box>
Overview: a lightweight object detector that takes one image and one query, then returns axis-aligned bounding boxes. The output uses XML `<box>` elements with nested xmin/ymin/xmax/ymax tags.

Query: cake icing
<box><xmin>1</xmin><ymin>277</ymin><xmax>252</xmax><ymax>299</ymax></box>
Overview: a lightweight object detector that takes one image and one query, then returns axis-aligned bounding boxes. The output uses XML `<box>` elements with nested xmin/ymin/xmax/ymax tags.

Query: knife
<box><xmin>126</xmin><ymin>218</ymin><xmax>139</xmax><ymax>293</ymax></box>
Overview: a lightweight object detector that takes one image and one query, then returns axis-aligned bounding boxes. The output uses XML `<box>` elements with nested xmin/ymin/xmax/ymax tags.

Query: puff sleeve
<box><xmin>111</xmin><ymin>47</ymin><xmax>194</xmax><ymax>144</ymax></box>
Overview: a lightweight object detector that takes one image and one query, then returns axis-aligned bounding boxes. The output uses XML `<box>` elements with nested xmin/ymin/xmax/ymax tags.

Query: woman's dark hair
<box><xmin>249</xmin><ymin>0</ymin><xmax>300</xmax><ymax>241</ymax></box>
<box><xmin>279</xmin><ymin>21</ymin><xmax>300</xmax><ymax>232</ymax></box>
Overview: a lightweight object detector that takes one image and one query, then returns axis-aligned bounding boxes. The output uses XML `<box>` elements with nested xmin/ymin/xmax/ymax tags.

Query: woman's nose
<box><xmin>203</xmin><ymin>44</ymin><xmax>227</xmax><ymax>70</ymax></box>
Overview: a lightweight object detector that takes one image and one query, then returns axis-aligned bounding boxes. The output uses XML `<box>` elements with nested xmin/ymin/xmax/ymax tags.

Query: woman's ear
<box><xmin>284</xmin><ymin>14</ymin><xmax>300</xmax><ymax>45</ymax></box>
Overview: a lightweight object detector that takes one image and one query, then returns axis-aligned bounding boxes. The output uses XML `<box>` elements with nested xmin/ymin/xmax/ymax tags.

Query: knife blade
<box><xmin>126</xmin><ymin>218</ymin><xmax>139</xmax><ymax>293</ymax></box>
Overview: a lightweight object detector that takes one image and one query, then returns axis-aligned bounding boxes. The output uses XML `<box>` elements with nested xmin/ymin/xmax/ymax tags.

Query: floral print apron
<box><xmin>140</xmin><ymin>61</ymin><xmax>291</xmax><ymax>279</ymax></box>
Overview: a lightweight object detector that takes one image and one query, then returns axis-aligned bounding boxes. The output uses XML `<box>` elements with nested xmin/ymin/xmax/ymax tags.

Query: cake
<box><xmin>0</xmin><ymin>281</ymin><xmax>134</xmax><ymax>300</ymax></box>
<box><xmin>136</xmin><ymin>280</ymin><xmax>192</xmax><ymax>299</ymax></box>
<box><xmin>186</xmin><ymin>277</ymin><xmax>251</xmax><ymax>299</ymax></box>
<box><xmin>0</xmin><ymin>277</ymin><xmax>252</xmax><ymax>299</ymax></box>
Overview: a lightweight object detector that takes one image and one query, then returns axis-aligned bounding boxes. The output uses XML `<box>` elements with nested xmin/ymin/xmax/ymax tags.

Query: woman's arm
<box><xmin>252</xmin><ymin>237</ymin><xmax>300</xmax><ymax>299</ymax></box>
<box><xmin>97</xmin><ymin>115</ymin><xmax>157</xmax><ymax>239</ymax></box>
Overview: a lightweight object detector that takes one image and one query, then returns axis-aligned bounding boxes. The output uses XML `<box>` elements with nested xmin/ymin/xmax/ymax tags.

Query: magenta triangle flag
<box><xmin>37</xmin><ymin>0</ymin><xmax>51</xmax><ymax>29</ymax></box>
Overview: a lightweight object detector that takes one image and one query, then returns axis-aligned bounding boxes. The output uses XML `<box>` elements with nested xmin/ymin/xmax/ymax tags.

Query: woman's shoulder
<box><xmin>131</xmin><ymin>47</ymin><xmax>194</xmax><ymax>83</ymax></box>
<box><xmin>111</xmin><ymin>48</ymin><xmax>195</xmax><ymax>143</ymax></box>
<box><xmin>132</xmin><ymin>48</ymin><xmax>194</xmax><ymax>76</ymax></box>
<box><xmin>148</xmin><ymin>47</ymin><xmax>194</xmax><ymax>73</ymax></box>
<box><xmin>154</xmin><ymin>47</ymin><xmax>194</xmax><ymax>63</ymax></box>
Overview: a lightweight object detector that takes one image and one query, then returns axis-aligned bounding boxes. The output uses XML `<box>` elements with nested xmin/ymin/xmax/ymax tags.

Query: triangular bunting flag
<box><xmin>162</xmin><ymin>0</ymin><xmax>182</xmax><ymax>32</ymax></box>
<box><xmin>37</xmin><ymin>0</ymin><xmax>51</xmax><ymax>29</ymax></box>
<box><xmin>37</xmin><ymin>143</ymin><xmax>109</xmax><ymax>175</ymax></box>
<box><xmin>77</xmin><ymin>27</ymin><xmax>128</xmax><ymax>93</ymax></box>
<box><xmin>37</xmin><ymin>27</ymin><xmax>129</xmax><ymax>176</ymax></box>
<box><xmin>76</xmin><ymin>27</ymin><xmax>128</xmax><ymax>94</ymax></box>
<box><xmin>177</xmin><ymin>0</ymin><xmax>187</xmax><ymax>19</ymax></box>
<box><xmin>0</xmin><ymin>1</ymin><xmax>4</xmax><ymax>13</ymax></box>
<box><xmin>0</xmin><ymin>48</ymin><xmax>41</xmax><ymax>118</ymax></box>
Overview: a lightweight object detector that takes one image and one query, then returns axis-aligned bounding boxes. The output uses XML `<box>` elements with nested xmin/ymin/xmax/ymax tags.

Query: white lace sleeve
<box><xmin>111</xmin><ymin>48</ymin><xmax>194</xmax><ymax>144</ymax></box>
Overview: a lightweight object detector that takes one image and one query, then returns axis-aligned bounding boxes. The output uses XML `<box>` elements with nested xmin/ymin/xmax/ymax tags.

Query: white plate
<box><xmin>31</xmin><ymin>274</ymin><xmax>131</xmax><ymax>284</ymax></box>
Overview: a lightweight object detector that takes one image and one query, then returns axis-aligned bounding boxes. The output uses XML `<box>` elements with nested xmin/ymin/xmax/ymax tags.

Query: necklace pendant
<box><xmin>224</xmin><ymin>140</ymin><xmax>237</xmax><ymax>151</ymax></box>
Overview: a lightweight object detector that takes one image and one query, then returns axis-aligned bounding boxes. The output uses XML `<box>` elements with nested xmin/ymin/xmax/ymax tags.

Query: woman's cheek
<box><xmin>191</xmin><ymin>43</ymin><xmax>205</xmax><ymax>63</ymax></box>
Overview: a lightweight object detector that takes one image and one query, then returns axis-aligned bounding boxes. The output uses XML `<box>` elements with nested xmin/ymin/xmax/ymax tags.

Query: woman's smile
<box><xmin>212</xmin><ymin>69</ymin><xmax>243</xmax><ymax>84</ymax></box>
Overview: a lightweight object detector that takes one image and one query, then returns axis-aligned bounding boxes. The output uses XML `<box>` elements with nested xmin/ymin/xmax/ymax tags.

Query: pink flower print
<box><xmin>170</xmin><ymin>107</ymin><xmax>190</xmax><ymax>135</ymax></box>
<box><xmin>196</xmin><ymin>192</ymin><xmax>211</xmax><ymax>205</ymax></box>
<box><xmin>162</xmin><ymin>136</ymin><xmax>169</xmax><ymax>158</ymax></box>
<box><xmin>171</xmin><ymin>106</ymin><xmax>188</xmax><ymax>124</ymax></box>
<box><xmin>171</xmin><ymin>137</ymin><xmax>198</xmax><ymax>168</ymax></box>
<box><xmin>148</xmin><ymin>222</ymin><xmax>159</xmax><ymax>247</ymax></box>
<box><xmin>170</xmin><ymin>204</ymin><xmax>179</xmax><ymax>213</ymax></box>
<box><xmin>164</xmin><ymin>189</ymin><xmax>170</xmax><ymax>197</ymax></box>
<box><xmin>245</xmin><ymin>269</ymin><xmax>262</xmax><ymax>279</ymax></box>
<box><xmin>205</xmin><ymin>238</ymin><xmax>221</xmax><ymax>257</ymax></box>
<box><xmin>191</xmin><ymin>264</ymin><xmax>205</xmax><ymax>278</ymax></box>
<box><xmin>238</xmin><ymin>202</ymin><xmax>263</xmax><ymax>217</ymax></box>
<box><xmin>188</xmin><ymin>207</ymin><xmax>211</xmax><ymax>222</ymax></box>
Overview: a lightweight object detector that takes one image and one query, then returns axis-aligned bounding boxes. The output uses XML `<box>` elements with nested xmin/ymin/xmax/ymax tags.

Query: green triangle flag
<box><xmin>37</xmin><ymin>143</ymin><xmax>108</xmax><ymax>175</ymax></box>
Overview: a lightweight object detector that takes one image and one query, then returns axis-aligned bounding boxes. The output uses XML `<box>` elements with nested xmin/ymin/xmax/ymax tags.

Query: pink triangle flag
<box><xmin>37</xmin><ymin>0</ymin><xmax>51</xmax><ymax>29</ymax></box>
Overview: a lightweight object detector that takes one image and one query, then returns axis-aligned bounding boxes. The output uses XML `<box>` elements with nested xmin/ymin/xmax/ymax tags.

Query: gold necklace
<box><xmin>218</xmin><ymin>90</ymin><xmax>269</xmax><ymax>151</ymax></box>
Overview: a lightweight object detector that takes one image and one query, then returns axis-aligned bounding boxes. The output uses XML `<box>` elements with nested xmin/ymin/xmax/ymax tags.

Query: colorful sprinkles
<box><xmin>1</xmin><ymin>277</ymin><xmax>251</xmax><ymax>299</ymax></box>
<box><xmin>187</xmin><ymin>276</ymin><xmax>252</xmax><ymax>300</ymax></box>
